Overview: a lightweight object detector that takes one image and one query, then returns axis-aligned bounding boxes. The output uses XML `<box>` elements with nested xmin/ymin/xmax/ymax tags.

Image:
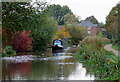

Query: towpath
<box><xmin>104</xmin><ymin>44</ymin><xmax>120</xmax><ymax>57</ymax></box>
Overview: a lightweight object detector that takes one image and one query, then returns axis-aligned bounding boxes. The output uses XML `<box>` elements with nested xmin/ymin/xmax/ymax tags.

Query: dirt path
<box><xmin>104</xmin><ymin>44</ymin><xmax>120</xmax><ymax>57</ymax></box>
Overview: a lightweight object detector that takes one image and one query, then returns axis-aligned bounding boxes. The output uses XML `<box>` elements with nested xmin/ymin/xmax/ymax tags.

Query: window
<box><xmin>88</xmin><ymin>26</ymin><xmax>91</xmax><ymax>29</ymax></box>
<box><xmin>88</xmin><ymin>31</ymin><xmax>91</xmax><ymax>34</ymax></box>
<box><xmin>54</xmin><ymin>40</ymin><xmax>61</xmax><ymax>45</ymax></box>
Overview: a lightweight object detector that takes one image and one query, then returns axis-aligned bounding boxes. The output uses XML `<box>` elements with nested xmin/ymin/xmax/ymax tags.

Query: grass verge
<box><xmin>73</xmin><ymin>36</ymin><xmax>120</xmax><ymax>80</ymax></box>
<box><xmin>112</xmin><ymin>44</ymin><xmax>120</xmax><ymax>51</ymax></box>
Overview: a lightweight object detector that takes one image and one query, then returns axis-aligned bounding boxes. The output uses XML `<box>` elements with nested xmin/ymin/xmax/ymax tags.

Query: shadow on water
<box><xmin>2</xmin><ymin>47</ymin><xmax>95</xmax><ymax>80</ymax></box>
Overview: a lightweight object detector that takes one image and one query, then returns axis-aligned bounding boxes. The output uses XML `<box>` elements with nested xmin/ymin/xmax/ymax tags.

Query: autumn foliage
<box><xmin>55</xmin><ymin>26</ymin><xmax>70</xmax><ymax>39</ymax></box>
<box><xmin>10</xmin><ymin>30</ymin><xmax>33</xmax><ymax>52</ymax></box>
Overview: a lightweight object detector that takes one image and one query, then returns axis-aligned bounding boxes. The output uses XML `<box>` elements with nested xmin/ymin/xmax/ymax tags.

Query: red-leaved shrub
<box><xmin>10</xmin><ymin>30</ymin><xmax>33</xmax><ymax>52</ymax></box>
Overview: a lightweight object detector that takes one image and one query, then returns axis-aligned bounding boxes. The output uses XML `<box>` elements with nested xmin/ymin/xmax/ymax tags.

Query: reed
<box><xmin>74</xmin><ymin>36</ymin><xmax>119</xmax><ymax>80</ymax></box>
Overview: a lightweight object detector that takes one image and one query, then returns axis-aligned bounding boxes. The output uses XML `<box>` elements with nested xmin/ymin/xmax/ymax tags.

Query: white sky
<box><xmin>46</xmin><ymin>0</ymin><xmax>119</xmax><ymax>23</ymax></box>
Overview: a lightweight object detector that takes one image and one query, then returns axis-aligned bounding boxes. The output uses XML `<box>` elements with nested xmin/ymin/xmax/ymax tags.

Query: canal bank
<box><xmin>73</xmin><ymin>36</ymin><xmax>120</xmax><ymax>80</ymax></box>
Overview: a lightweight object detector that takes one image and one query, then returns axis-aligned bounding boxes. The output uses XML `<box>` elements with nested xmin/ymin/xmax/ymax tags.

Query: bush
<box><xmin>75</xmin><ymin>36</ymin><xmax>120</xmax><ymax>80</ymax></box>
<box><xmin>112</xmin><ymin>44</ymin><xmax>120</xmax><ymax>51</ymax></box>
<box><xmin>2</xmin><ymin>46</ymin><xmax>16</xmax><ymax>57</ymax></box>
<box><xmin>2</xmin><ymin>49</ymin><xmax>7</xmax><ymax>57</ymax></box>
<box><xmin>67</xmin><ymin>24</ymin><xmax>88</xmax><ymax>45</ymax></box>
<box><xmin>10</xmin><ymin>30</ymin><xmax>33</xmax><ymax>52</ymax></box>
<box><xmin>97</xmin><ymin>32</ymin><xmax>103</xmax><ymax>38</ymax></box>
<box><xmin>5</xmin><ymin>46</ymin><xmax>13</xmax><ymax>54</ymax></box>
<box><xmin>9</xmin><ymin>51</ymin><xmax>16</xmax><ymax>56</ymax></box>
<box><xmin>80</xmin><ymin>36</ymin><xmax>103</xmax><ymax>51</ymax></box>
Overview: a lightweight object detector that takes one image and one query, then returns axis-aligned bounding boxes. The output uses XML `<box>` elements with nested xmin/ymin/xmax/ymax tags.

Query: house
<box><xmin>78</xmin><ymin>20</ymin><xmax>98</xmax><ymax>35</ymax></box>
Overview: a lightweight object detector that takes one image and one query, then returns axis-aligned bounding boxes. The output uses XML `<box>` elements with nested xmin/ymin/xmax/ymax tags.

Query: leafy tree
<box><xmin>2</xmin><ymin>2</ymin><xmax>34</xmax><ymax>31</ymax></box>
<box><xmin>2</xmin><ymin>1</ymin><xmax>58</xmax><ymax>51</ymax></box>
<box><xmin>68</xmin><ymin>24</ymin><xmax>88</xmax><ymax>45</ymax></box>
<box><xmin>28</xmin><ymin>13</ymin><xmax>57</xmax><ymax>51</ymax></box>
<box><xmin>105</xmin><ymin>4</ymin><xmax>119</xmax><ymax>28</ymax></box>
<box><xmin>55</xmin><ymin>26</ymin><xmax>70</xmax><ymax>40</ymax></box>
<box><xmin>32</xmin><ymin>0</ymin><xmax>48</xmax><ymax>12</ymax></box>
<box><xmin>64</xmin><ymin>13</ymin><xmax>78</xmax><ymax>26</ymax></box>
<box><xmin>64</xmin><ymin>13</ymin><xmax>88</xmax><ymax>45</ymax></box>
<box><xmin>44</xmin><ymin>4</ymin><xmax>73</xmax><ymax>25</ymax></box>
<box><xmin>64</xmin><ymin>13</ymin><xmax>79</xmax><ymax>32</ymax></box>
<box><xmin>2</xmin><ymin>2</ymin><xmax>34</xmax><ymax>47</ymax></box>
<box><xmin>105</xmin><ymin>4</ymin><xmax>120</xmax><ymax>44</ymax></box>
<box><xmin>85</xmin><ymin>15</ymin><xmax>100</xmax><ymax>25</ymax></box>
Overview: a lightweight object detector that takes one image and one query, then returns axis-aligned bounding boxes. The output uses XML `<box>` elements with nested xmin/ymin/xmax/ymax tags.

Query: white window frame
<box><xmin>88</xmin><ymin>31</ymin><xmax>91</xmax><ymax>34</ymax></box>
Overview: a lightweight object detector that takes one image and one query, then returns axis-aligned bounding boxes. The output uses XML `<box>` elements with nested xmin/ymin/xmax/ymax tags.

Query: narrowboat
<box><xmin>52</xmin><ymin>39</ymin><xmax>63</xmax><ymax>52</ymax></box>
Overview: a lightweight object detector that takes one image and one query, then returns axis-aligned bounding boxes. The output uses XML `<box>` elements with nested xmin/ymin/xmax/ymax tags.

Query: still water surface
<box><xmin>2</xmin><ymin>48</ymin><xmax>95</xmax><ymax>80</ymax></box>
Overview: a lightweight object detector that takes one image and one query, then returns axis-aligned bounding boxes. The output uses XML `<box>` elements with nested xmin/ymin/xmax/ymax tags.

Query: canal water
<box><xmin>2</xmin><ymin>47</ymin><xmax>95</xmax><ymax>80</ymax></box>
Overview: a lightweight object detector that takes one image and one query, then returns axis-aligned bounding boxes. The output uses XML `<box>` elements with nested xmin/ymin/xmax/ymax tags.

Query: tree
<box><xmin>2</xmin><ymin>2</ymin><xmax>34</xmax><ymax>47</ymax></box>
<box><xmin>2</xmin><ymin>1</ymin><xmax>58</xmax><ymax>51</ymax></box>
<box><xmin>63</xmin><ymin>14</ymin><xmax>88</xmax><ymax>45</ymax></box>
<box><xmin>44</xmin><ymin>4</ymin><xmax>73</xmax><ymax>25</ymax></box>
<box><xmin>68</xmin><ymin>24</ymin><xmax>88</xmax><ymax>45</ymax></box>
<box><xmin>85</xmin><ymin>15</ymin><xmax>100</xmax><ymax>25</ymax></box>
<box><xmin>55</xmin><ymin>26</ymin><xmax>70</xmax><ymax>40</ymax></box>
<box><xmin>28</xmin><ymin>13</ymin><xmax>58</xmax><ymax>51</ymax></box>
<box><xmin>64</xmin><ymin>13</ymin><xmax>78</xmax><ymax>26</ymax></box>
<box><xmin>2</xmin><ymin>2</ymin><xmax>34</xmax><ymax>31</ymax></box>
<box><xmin>32</xmin><ymin>0</ymin><xmax>48</xmax><ymax>12</ymax></box>
<box><xmin>64</xmin><ymin>13</ymin><xmax>80</xmax><ymax>32</ymax></box>
<box><xmin>105</xmin><ymin>4</ymin><xmax>119</xmax><ymax>30</ymax></box>
<box><xmin>105</xmin><ymin>4</ymin><xmax>120</xmax><ymax>44</ymax></box>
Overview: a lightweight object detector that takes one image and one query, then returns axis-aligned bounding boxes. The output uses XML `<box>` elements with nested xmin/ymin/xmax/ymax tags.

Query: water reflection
<box><xmin>2</xmin><ymin>49</ymin><xmax>95</xmax><ymax>80</ymax></box>
<box><xmin>2</xmin><ymin>60</ymin><xmax>32</xmax><ymax>80</ymax></box>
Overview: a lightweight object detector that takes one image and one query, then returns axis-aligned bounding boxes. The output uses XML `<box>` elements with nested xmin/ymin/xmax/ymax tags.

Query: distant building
<box><xmin>78</xmin><ymin>20</ymin><xmax>98</xmax><ymax>35</ymax></box>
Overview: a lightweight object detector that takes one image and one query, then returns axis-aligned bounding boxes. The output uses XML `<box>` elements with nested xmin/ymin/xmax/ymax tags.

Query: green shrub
<box><xmin>2</xmin><ymin>46</ymin><xmax>16</xmax><ymax>57</ymax></box>
<box><xmin>5</xmin><ymin>46</ymin><xmax>13</xmax><ymax>54</ymax></box>
<box><xmin>80</xmin><ymin>36</ymin><xmax>103</xmax><ymax>52</ymax></box>
<box><xmin>74</xmin><ymin>36</ymin><xmax>120</xmax><ymax>80</ymax></box>
<box><xmin>112</xmin><ymin>44</ymin><xmax>120</xmax><ymax>51</ymax></box>
<box><xmin>9</xmin><ymin>51</ymin><xmax>16</xmax><ymax>56</ymax></box>
<box><xmin>67</xmin><ymin>24</ymin><xmax>88</xmax><ymax>45</ymax></box>
<box><xmin>2</xmin><ymin>49</ymin><xmax>7</xmax><ymax>57</ymax></box>
<box><xmin>97</xmin><ymin>32</ymin><xmax>103</xmax><ymax>38</ymax></box>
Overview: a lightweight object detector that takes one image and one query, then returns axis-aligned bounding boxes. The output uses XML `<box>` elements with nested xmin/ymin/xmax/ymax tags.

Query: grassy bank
<box><xmin>74</xmin><ymin>36</ymin><xmax>120</xmax><ymax>80</ymax></box>
<box><xmin>112</xmin><ymin>44</ymin><xmax>120</xmax><ymax>51</ymax></box>
<box><xmin>103</xmin><ymin>42</ymin><xmax>112</xmax><ymax>46</ymax></box>
<box><xmin>2</xmin><ymin>46</ymin><xmax>16</xmax><ymax>57</ymax></box>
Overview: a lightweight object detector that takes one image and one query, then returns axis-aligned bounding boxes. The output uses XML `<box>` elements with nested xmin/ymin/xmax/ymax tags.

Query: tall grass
<box><xmin>74</xmin><ymin>36</ymin><xmax>120</xmax><ymax>80</ymax></box>
<box><xmin>112</xmin><ymin>44</ymin><xmax>120</xmax><ymax>51</ymax></box>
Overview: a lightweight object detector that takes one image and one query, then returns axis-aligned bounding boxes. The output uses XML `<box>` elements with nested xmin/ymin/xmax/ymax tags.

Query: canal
<box><xmin>2</xmin><ymin>47</ymin><xmax>95</xmax><ymax>80</ymax></box>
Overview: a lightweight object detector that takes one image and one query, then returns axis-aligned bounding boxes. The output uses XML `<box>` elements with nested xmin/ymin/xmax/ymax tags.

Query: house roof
<box><xmin>78</xmin><ymin>20</ymin><xmax>98</xmax><ymax>27</ymax></box>
<box><xmin>101</xmin><ymin>28</ymin><xmax>107</xmax><ymax>31</ymax></box>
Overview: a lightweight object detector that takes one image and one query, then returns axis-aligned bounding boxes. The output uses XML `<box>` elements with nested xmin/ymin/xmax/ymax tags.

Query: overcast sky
<box><xmin>46</xmin><ymin>0</ymin><xmax>119</xmax><ymax>23</ymax></box>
